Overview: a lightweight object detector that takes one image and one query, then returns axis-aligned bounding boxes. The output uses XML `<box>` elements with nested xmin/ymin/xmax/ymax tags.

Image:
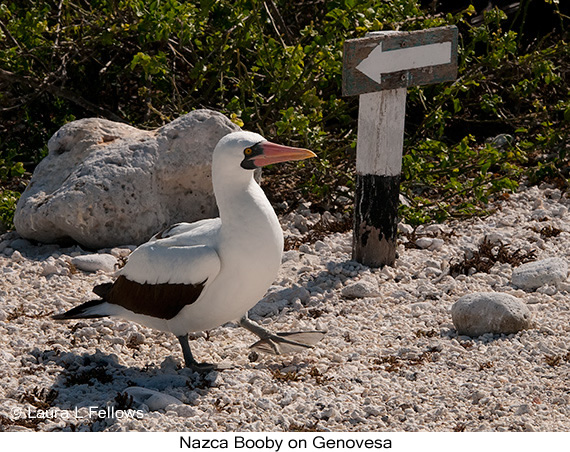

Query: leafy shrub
<box><xmin>0</xmin><ymin>0</ymin><xmax>568</xmax><ymax>229</ymax></box>
<box><xmin>402</xmin><ymin>4</ymin><xmax>569</xmax><ymax>223</ymax></box>
<box><xmin>0</xmin><ymin>152</ymin><xmax>25</xmax><ymax>230</ymax></box>
<box><xmin>0</xmin><ymin>189</ymin><xmax>20</xmax><ymax>230</ymax></box>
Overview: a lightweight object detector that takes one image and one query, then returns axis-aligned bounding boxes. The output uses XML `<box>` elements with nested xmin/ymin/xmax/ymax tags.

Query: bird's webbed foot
<box><xmin>239</xmin><ymin>315</ymin><xmax>326</xmax><ymax>356</ymax></box>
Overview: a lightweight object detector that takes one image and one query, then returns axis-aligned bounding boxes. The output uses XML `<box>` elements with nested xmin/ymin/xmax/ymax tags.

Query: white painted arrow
<box><xmin>356</xmin><ymin>41</ymin><xmax>452</xmax><ymax>84</ymax></box>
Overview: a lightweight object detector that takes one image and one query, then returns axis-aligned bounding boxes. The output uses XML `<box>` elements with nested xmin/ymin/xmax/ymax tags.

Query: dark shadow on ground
<box><xmin>21</xmin><ymin>348</ymin><xmax>217</xmax><ymax>431</ymax></box>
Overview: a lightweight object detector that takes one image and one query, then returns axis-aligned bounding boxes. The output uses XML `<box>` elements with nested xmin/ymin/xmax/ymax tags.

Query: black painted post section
<box><xmin>351</xmin><ymin>87</ymin><xmax>406</xmax><ymax>267</ymax></box>
<box><xmin>353</xmin><ymin>174</ymin><xmax>400</xmax><ymax>267</ymax></box>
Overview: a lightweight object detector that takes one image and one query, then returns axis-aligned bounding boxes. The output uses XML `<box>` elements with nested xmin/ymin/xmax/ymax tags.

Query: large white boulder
<box><xmin>14</xmin><ymin>110</ymin><xmax>240</xmax><ymax>248</ymax></box>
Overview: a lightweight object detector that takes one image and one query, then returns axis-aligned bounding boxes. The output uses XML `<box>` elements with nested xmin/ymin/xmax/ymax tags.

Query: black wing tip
<box><xmin>51</xmin><ymin>299</ymin><xmax>109</xmax><ymax>320</ymax></box>
<box><xmin>52</xmin><ymin>312</ymin><xmax>69</xmax><ymax>320</ymax></box>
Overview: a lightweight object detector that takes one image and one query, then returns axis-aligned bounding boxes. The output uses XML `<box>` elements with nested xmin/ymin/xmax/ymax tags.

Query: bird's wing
<box><xmin>69</xmin><ymin>238</ymin><xmax>222</xmax><ymax>322</ymax></box>
<box><xmin>120</xmin><ymin>242</ymin><xmax>221</xmax><ymax>285</ymax></box>
<box><xmin>99</xmin><ymin>242</ymin><xmax>222</xmax><ymax>320</ymax></box>
<box><xmin>88</xmin><ymin>218</ymin><xmax>223</xmax><ymax>320</ymax></box>
<box><xmin>122</xmin><ymin>217</ymin><xmax>222</xmax><ymax>285</ymax></box>
<box><xmin>104</xmin><ymin>273</ymin><xmax>208</xmax><ymax>320</ymax></box>
<box><xmin>151</xmin><ymin>218</ymin><xmax>220</xmax><ymax>242</ymax></box>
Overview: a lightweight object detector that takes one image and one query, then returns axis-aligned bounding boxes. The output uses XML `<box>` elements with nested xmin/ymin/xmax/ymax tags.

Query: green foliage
<box><xmin>1</xmin><ymin>157</ymin><xmax>25</xmax><ymax>181</ymax></box>
<box><xmin>0</xmin><ymin>151</ymin><xmax>25</xmax><ymax>230</ymax></box>
<box><xmin>402</xmin><ymin>135</ymin><xmax>524</xmax><ymax>223</ymax></box>
<box><xmin>402</xmin><ymin>5</ymin><xmax>569</xmax><ymax>223</ymax></box>
<box><xmin>0</xmin><ymin>189</ymin><xmax>20</xmax><ymax>230</ymax></box>
<box><xmin>0</xmin><ymin>0</ymin><xmax>568</xmax><ymax>229</ymax></box>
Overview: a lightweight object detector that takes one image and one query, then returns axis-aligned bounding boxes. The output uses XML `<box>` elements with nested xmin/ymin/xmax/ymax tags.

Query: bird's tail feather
<box><xmin>52</xmin><ymin>299</ymin><xmax>110</xmax><ymax>320</ymax></box>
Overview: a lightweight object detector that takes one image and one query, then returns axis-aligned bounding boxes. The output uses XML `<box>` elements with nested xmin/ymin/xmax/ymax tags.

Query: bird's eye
<box><xmin>244</xmin><ymin>147</ymin><xmax>253</xmax><ymax>156</ymax></box>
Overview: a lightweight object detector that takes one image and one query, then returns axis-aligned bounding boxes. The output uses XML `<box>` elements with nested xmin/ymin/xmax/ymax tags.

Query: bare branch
<box><xmin>0</xmin><ymin>19</ymin><xmax>23</xmax><ymax>51</ymax></box>
<box><xmin>264</xmin><ymin>0</ymin><xmax>294</xmax><ymax>46</ymax></box>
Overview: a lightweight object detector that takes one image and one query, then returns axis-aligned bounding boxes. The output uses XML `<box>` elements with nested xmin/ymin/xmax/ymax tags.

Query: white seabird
<box><xmin>53</xmin><ymin>131</ymin><xmax>325</xmax><ymax>370</ymax></box>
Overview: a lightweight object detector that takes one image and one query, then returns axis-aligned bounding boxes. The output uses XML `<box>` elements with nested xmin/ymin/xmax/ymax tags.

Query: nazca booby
<box><xmin>53</xmin><ymin>131</ymin><xmax>325</xmax><ymax>370</ymax></box>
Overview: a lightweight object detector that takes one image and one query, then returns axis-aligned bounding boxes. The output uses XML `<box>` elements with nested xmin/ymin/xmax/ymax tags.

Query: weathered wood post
<box><xmin>343</xmin><ymin>26</ymin><xmax>458</xmax><ymax>267</ymax></box>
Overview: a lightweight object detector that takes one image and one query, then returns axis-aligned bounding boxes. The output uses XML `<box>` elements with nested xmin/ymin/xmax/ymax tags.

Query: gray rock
<box><xmin>341</xmin><ymin>280</ymin><xmax>380</xmax><ymax>299</ymax></box>
<box><xmin>511</xmin><ymin>258</ymin><xmax>568</xmax><ymax>290</ymax></box>
<box><xmin>430</xmin><ymin>238</ymin><xmax>444</xmax><ymax>251</ymax></box>
<box><xmin>414</xmin><ymin>237</ymin><xmax>443</xmax><ymax>251</ymax></box>
<box><xmin>451</xmin><ymin>292</ymin><xmax>532</xmax><ymax>337</ymax></box>
<box><xmin>314</xmin><ymin>240</ymin><xmax>328</xmax><ymax>252</ymax></box>
<box><xmin>41</xmin><ymin>260</ymin><xmax>60</xmax><ymax>277</ymax></box>
<box><xmin>415</xmin><ymin>238</ymin><xmax>433</xmax><ymax>249</ymax></box>
<box><xmin>397</xmin><ymin>223</ymin><xmax>413</xmax><ymax>235</ymax></box>
<box><xmin>9</xmin><ymin>238</ymin><xmax>32</xmax><ymax>251</ymax></box>
<box><xmin>14</xmin><ymin>110</ymin><xmax>240</xmax><ymax>248</ymax></box>
<box><xmin>124</xmin><ymin>386</ymin><xmax>183</xmax><ymax>411</ymax></box>
<box><xmin>10</xmin><ymin>250</ymin><xmax>23</xmax><ymax>262</ymax></box>
<box><xmin>71</xmin><ymin>253</ymin><xmax>117</xmax><ymax>273</ymax></box>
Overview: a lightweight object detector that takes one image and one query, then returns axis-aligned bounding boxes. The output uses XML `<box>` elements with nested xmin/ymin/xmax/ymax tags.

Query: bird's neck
<box><xmin>215</xmin><ymin>175</ymin><xmax>279</xmax><ymax>231</ymax></box>
<box><xmin>214</xmin><ymin>175</ymin><xmax>284</xmax><ymax>272</ymax></box>
<box><xmin>213</xmin><ymin>170</ymin><xmax>284</xmax><ymax>285</ymax></box>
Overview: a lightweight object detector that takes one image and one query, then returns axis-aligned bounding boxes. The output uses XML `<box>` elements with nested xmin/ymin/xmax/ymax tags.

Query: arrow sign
<box><xmin>356</xmin><ymin>41</ymin><xmax>452</xmax><ymax>85</ymax></box>
<box><xmin>342</xmin><ymin>26</ymin><xmax>458</xmax><ymax>267</ymax></box>
<box><xmin>343</xmin><ymin>26</ymin><xmax>458</xmax><ymax>96</ymax></box>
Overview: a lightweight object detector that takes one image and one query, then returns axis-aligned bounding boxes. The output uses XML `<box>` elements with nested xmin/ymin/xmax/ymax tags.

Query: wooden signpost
<box><xmin>343</xmin><ymin>26</ymin><xmax>458</xmax><ymax>267</ymax></box>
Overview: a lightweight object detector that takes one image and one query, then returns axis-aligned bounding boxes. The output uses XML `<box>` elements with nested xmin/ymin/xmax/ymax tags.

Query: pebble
<box><xmin>512</xmin><ymin>258</ymin><xmax>568</xmax><ymax>291</ymax></box>
<box><xmin>127</xmin><ymin>332</ymin><xmax>145</xmax><ymax>346</ymax></box>
<box><xmin>415</xmin><ymin>238</ymin><xmax>433</xmax><ymax>249</ymax></box>
<box><xmin>536</xmin><ymin>285</ymin><xmax>558</xmax><ymax>295</ymax></box>
<box><xmin>555</xmin><ymin>206</ymin><xmax>568</xmax><ymax>217</ymax></box>
<box><xmin>11</xmin><ymin>250</ymin><xmax>23</xmax><ymax>262</ymax></box>
<box><xmin>124</xmin><ymin>387</ymin><xmax>184</xmax><ymax>411</ymax></box>
<box><xmin>485</xmin><ymin>232</ymin><xmax>505</xmax><ymax>245</ymax></box>
<box><xmin>41</xmin><ymin>262</ymin><xmax>60</xmax><ymax>277</ymax></box>
<box><xmin>430</xmin><ymin>238</ymin><xmax>444</xmax><ymax>251</ymax></box>
<box><xmin>531</xmin><ymin>209</ymin><xmax>549</xmax><ymax>220</ymax></box>
<box><xmin>71</xmin><ymin>253</ymin><xmax>117</xmax><ymax>273</ymax></box>
<box><xmin>9</xmin><ymin>238</ymin><xmax>32</xmax><ymax>251</ymax></box>
<box><xmin>515</xmin><ymin>404</ymin><xmax>533</xmax><ymax>416</ymax></box>
<box><xmin>425</xmin><ymin>259</ymin><xmax>440</xmax><ymax>269</ymax></box>
<box><xmin>74</xmin><ymin>327</ymin><xmax>98</xmax><ymax>339</ymax></box>
<box><xmin>110</xmin><ymin>247</ymin><xmax>133</xmax><ymax>258</ymax></box>
<box><xmin>314</xmin><ymin>240</ymin><xmax>328</xmax><ymax>252</ymax></box>
<box><xmin>41</xmin><ymin>257</ymin><xmax>62</xmax><ymax>277</ymax></box>
<box><xmin>341</xmin><ymin>280</ymin><xmax>380</xmax><ymax>299</ymax></box>
<box><xmin>398</xmin><ymin>223</ymin><xmax>413</xmax><ymax>235</ymax></box>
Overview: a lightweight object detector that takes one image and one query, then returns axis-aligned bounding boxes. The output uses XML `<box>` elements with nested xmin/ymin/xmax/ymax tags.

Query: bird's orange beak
<box><xmin>252</xmin><ymin>141</ymin><xmax>316</xmax><ymax>167</ymax></box>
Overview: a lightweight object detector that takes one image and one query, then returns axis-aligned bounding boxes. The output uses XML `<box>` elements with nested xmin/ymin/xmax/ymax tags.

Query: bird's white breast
<box><xmin>167</xmin><ymin>179</ymin><xmax>284</xmax><ymax>335</ymax></box>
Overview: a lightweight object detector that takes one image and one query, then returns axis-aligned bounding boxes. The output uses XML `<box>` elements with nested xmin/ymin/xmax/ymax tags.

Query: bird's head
<box><xmin>213</xmin><ymin>131</ymin><xmax>316</xmax><ymax>178</ymax></box>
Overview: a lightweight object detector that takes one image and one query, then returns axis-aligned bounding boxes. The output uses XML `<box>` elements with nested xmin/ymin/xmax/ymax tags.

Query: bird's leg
<box><xmin>239</xmin><ymin>314</ymin><xmax>326</xmax><ymax>356</ymax></box>
<box><xmin>239</xmin><ymin>314</ymin><xmax>273</xmax><ymax>340</ymax></box>
<box><xmin>177</xmin><ymin>334</ymin><xmax>216</xmax><ymax>372</ymax></box>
